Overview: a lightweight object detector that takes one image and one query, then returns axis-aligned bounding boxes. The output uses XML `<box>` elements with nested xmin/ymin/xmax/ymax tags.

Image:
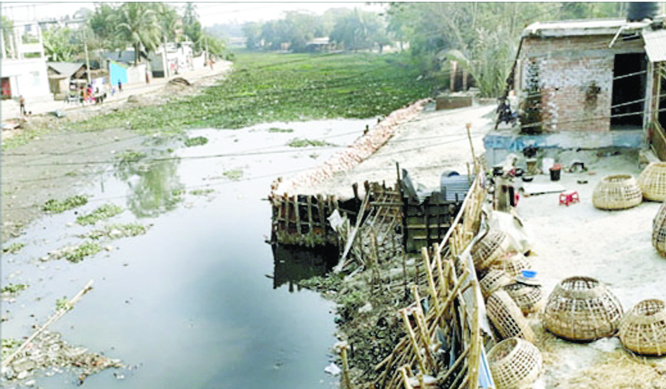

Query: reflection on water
<box><xmin>114</xmin><ymin>150</ymin><xmax>185</xmax><ymax>218</ymax></box>
<box><xmin>272</xmin><ymin>244</ymin><xmax>339</xmax><ymax>291</ymax></box>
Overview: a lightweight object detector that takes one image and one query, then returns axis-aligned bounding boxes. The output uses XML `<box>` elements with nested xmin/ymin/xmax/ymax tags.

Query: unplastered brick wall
<box><xmin>537</xmin><ymin>56</ymin><xmax>612</xmax><ymax>132</ymax></box>
<box><xmin>519</xmin><ymin>35</ymin><xmax>643</xmax><ymax>132</ymax></box>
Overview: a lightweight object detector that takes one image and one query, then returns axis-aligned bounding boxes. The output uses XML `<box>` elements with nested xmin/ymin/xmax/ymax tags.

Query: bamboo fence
<box><xmin>371</xmin><ymin>164</ymin><xmax>488</xmax><ymax>389</ymax></box>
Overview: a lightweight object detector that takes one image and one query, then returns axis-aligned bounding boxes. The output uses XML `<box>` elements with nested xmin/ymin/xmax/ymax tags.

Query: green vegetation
<box><xmin>223</xmin><ymin>169</ymin><xmax>244</xmax><ymax>181</ymax></box>
<box><xmin>56</xmin><ymin>297</ymin><xmax>73</xmax><ymax>311</ymax></box>
<box><xmin>2</xmin><ymin>242</ymin><xmax>24</xmax><ymax>254</ymax></box>
<box><xmin>298</xmin><ymin>273</ymin><xmax>344</xmax><ymax>292</ymax></box>
<box><xmin>65</xmin><ymin>242</ymin><xmax>101</xmax><ymax>263</ymax></box>
<box><xmin>1</xmin><ymin>338</ymin><xmax>22</xmax><ymax>359</ymax></box>
<box><xmin>189</xmin><ymin>188</ymin><xmax>215</xmax><ymax>195</ymax></box>
<box><xmin>268</xmin><ymin>127</ymin><xmax>294</xmax><ymax>133</ymax></box>
<box><xmin>184</xmin><ymin>136</ymin><xmax>209</xmax><ymax>147</ymax></box>
<box><xmin>1</xmin><ymin>283</ymin><xmax>28</xmax><ymax>295</ymax></box>
<box><xmin>85</xmin><ymin>223</ymin><xmax>149</xmax><ymax>240</ymax></box>
<box><xmin>42</xmin><ymin>195</ymin><xmax>88</xmax><ymax>213</ymax></box>
<box><xmin>76</xmin><ymin>204</ymin><xmax>123</xmax><ymax>225</ymax></box>
<box><xmin>74</xmin><ymin>52</ymin><xmax>439</xmax><ymax>133</ymax></box>
<box><xmin>288</xmin><ymin>138</ymin><xmax>336</xmax><ymax>148</ymax></box>
<box><xmin>116</xmin><ymin>149</ymin><xmax>146</xmax><ymax>163</ymax></box>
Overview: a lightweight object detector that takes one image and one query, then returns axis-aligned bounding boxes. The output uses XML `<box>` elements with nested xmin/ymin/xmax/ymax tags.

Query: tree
<box><xmin>42</xmin><ymin>27</ymin><xmax>77</xmax><ymax>62</ymax></box>
<box><xmin>182</xmin><ymin>2</ymin><xmax>203</xmax><ymax>50</ymax></box>
<box><xmin>330</xmin><ymin>9</ymin><xmax>385</xmax><ymax>52</ymax></box>
<box><xmin>115</xmin><ymin>3</ymin><xmax>161</xmax><ymax>65</ymax></box>
<box><xmin>242</xmin><ymin>22</ymin><xmax>262</xmax><ymax>50</ymax></box>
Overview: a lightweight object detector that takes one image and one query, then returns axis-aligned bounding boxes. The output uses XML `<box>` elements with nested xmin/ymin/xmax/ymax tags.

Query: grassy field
<box><xmin>75</xmin><ymin>51</ymin><xmax>441</xmax><ymax>133</ymax></box>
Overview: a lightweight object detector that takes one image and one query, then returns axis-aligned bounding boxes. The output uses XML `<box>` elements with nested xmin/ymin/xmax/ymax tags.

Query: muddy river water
<box><xmin>1</xmin><ymin>118</ymin><xmax>376</xmax><ymax>388</ymax></box>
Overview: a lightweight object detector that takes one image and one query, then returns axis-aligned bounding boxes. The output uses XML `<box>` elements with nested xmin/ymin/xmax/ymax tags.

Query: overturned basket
<box><xmin>619</xmin><ymin>299</ymin><xmax>666</xmax><ymax>356</ymax></box>
<box><xmin>543</xmin><ymin>276</ymin><xmax>623</xmax><ymax>341</ymax></box>
<box><xmin>480</xmin><ymin>269</ymin><xmax>512</xmax><ymax>300</ymax></box>
<box><xmin>487</xmin><ymin>290</ymin><xmax>535</xmax><ymax>342</ymax></box>
<box><xmin>592</xmin><ymin>174</ymin><xmax>642</xmax><ymax>210</ymax></box>
<box><xmin>488</xmin><ymin>338</ymin><xmax>543</xmax><ymax>389</ymax></box>
<box><xmin>503</xmin><ymin>283</ymin><xmax>545</xmax><ymax>316</ymax></box>
<box><xmin>489</xmin><ymin>252</ymin><xmax>530</xmax><ymax>279</ymax></box>
<box><xmin>652</xmin><ymin>202</ymin><xmax>666</xmax><ymax>257</ymax></box>
<box><xmin>638</xmin><ymin>162</ymin><xmax>666</xmax><ymax>201</ymax></box>
<box><xmin>471</xmin><ymin>230</ymin><xmax>513</xmax><ymax>271</ymax></box>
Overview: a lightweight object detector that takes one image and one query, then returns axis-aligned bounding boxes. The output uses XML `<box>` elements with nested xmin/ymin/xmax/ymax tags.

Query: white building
<box><xmin>1</xmin><ymin>22</ymin><xmax>51</xmax><ymax>100</ymax></box>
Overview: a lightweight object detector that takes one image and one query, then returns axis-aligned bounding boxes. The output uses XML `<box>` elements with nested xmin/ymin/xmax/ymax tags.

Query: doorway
<box><xmin>611</xmin><ymin>53</ymin><xmax>647</xmax><ymax>129</ymax></box>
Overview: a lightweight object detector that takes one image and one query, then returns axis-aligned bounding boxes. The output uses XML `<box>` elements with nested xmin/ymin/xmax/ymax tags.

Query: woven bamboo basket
<box><xmin>503</xmin><ymin>283</ymin><xmax>545</xmax><ymax>316</ymax></box>
<box><xmin>471</xmin><ymin>229</ymin><xmax>512</xmax><ymax>271</ymax></box>
<box><xmin>592</xmin><ymin>174</ymin><xmax>642</xmax><ymax>210</ymax></box>
<box><xmin>487</xmin><ymin>290</ymin><xmax>535</xmax><ymax>342</ymax></box>
<box><xmin>638</xmin><ymin>162</ymin><xmax>666</xmax><ymax>201</ymax></box>
<box><xmin>480</xmin><ymin>269</ymin><xmax>512</xmax><ymax>300</ymax></box>
<box><xmin>489</xmin><ymin>252</ymin><xmax>530</xmax><ymax>279</ymax></box>
<box><xmin>488</xmin><ymin>338</ymin><xmax>543</xmax><ymax>389</ymax></box>
<box><xmin>543</xmin><ymin>276</ymin><xmax>623</xmax><ymax>341</ymax></box>
<box><xmin>619</xmin><ymin>299</ymin><xmax>666</xmax><ymax>356</ymax></box>
<box><xmin>652</xmin><ymin>202</ymin><xmax>666</xmax><ymax>257</ymax></box>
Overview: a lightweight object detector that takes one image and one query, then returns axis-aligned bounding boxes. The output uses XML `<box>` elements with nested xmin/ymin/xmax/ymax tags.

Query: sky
<box><xmin>1</xmin><ymin>1</ymin><xmax>388</xmax><ymax>26</ymax></box>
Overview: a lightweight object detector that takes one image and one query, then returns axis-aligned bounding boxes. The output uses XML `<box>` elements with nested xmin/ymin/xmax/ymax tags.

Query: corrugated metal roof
<box><xmin>46</xmin><ymin>62</ymin><xmax>85</xmax><ymax>78</ymax></box>
<box><xmin>523</xmin><ymin>18</ymin><xmax>649</xmax><ymax>38</ymax></box>
<box><xmin>643</xmin><ymin>29</ymin><xmax>666</xmax><ymax>62</ymax></box>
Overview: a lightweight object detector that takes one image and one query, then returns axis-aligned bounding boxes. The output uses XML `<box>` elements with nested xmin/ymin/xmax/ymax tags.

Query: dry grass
<box><xmin>565</xmin><ymin>350</ymin><xmax>666</xmax><ymax>389</ymax></box>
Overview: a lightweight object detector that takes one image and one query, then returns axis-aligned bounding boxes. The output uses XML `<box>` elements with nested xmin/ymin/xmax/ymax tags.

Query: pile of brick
<box><xmin>272</xmin><ymin>98</ymin><xmax>432</xmax><ymax>196</ymax></box>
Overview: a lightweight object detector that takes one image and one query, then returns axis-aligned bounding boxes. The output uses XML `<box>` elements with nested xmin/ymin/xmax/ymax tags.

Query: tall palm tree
<box><xmin>116</xmin><ymin>3</ymin><xmax>161</xmax><ymax>65</ymax></box>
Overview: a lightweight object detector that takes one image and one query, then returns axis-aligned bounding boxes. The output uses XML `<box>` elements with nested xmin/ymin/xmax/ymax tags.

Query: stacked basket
<box><xmin>652</xmin><ymin>202</ymin><xmax>666</xmax><ymax>257</ymax></box>
<box><xmin>471</xmin><ymin>229</ymin><xmax>513</xmax><ymax>271</ymax></box>
<box><xmin>488</xmin><ymin>338</ymin><xmax>543</xmax><ymax>389</ymax></box>
<box><xmin>543</xmin><ymin>276</ymin><xmax>623</xmax><ymax>341</ymax></box>
<box><xmin>638</xmin><ymin>162</ymin><xmax>666</xmax><ymax>201</ymax></box>
<box><xmin>619</xmin><ymin>299</ymin><xmax>666</xmax><ymax>356</ymax></box>
<box><xmin>592</xmin><ymin>174</ymin><xmax>642</xmax><ymax>210</ymax></box>
<box><xmin>487</xmin><ymin>290</ymin><xmax>535</xmax><ymax>342</ymax></box>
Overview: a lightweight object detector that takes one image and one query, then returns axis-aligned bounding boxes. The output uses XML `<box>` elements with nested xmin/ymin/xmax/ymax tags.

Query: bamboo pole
<box><xmin>421</xmin><ymin>247</ymin><xmax>441</xmax><ymax>318</ymax></box>
<box><xmin>400</xmin><ymin>309</ymin><xmax>427</xmax><ymax>374</ymax></box>
<box><xmin>340</xmin><ymin>342</ymin><xmax>353</xmax><ymax>389</ymax></box>
<box><xmin>2</xmin><ymin>280</ymin><xmax>94</xmax><ymax>369</ymax></box>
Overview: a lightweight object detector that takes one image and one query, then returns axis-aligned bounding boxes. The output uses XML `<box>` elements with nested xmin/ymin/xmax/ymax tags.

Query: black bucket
<box><xmin>549</xmin><ymin>167</ymin><xmax>561</xmax><ymax>181</ymax></box>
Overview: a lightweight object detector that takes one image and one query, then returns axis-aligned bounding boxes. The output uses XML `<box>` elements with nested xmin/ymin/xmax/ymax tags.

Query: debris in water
<box><xmin>324</xmin><ymin>362</ymin><xmax>341</xmax><ymax>376</ymax></box>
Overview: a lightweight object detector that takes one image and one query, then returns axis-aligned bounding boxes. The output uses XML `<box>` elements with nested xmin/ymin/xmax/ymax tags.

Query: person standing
<box><xmin>19</xmin><ymin>95</ymin><xmax>26</xmax><ymax>116</ymax></box>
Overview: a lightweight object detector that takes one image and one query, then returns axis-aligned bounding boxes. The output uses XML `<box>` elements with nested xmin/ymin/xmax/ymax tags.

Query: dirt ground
<box><xmin>515</xmin><ymin>149</ymin><xmax>666</xmax><ymax>388</ymax></box>
<box><xmin>1</xmin><ymin>67</ymin><xmax>232</xmax><ymax>243</ymax></box>
<box><xmin>285</xmin><ymin>103</ymin><xmax>496</xmax><ymax>198</ymax></box>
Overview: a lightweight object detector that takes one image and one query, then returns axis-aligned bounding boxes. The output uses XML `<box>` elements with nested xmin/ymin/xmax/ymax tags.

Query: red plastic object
<box><xmin>559</xmin><ymin>190</ymin><xmax>580</xmax><ymax>206</ymax></box>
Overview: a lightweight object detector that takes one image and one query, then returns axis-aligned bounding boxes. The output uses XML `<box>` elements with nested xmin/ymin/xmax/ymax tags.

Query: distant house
<box><xmin>305</xmin><ymin>37</ymin><xmax>335</xmax><ymax>52</ymax></box>
<box><xmin>46</xmin><ymin>62</ymin><xmax>86</xmax><ymax>96</ymax></box>
<box><xmin>0</xmin><ymin>22</ymin><xmax>51</xmax><ymax>101</ymax></box>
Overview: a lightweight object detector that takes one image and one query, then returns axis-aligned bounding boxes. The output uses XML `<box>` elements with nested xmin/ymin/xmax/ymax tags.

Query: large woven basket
<box><xmin>652</xmin><ymin>202</ymin><xmax>666</xmax><ymax>257</ymax></box>
<box><xmin>543</xmin><ymin>276</ymin><xmax>623</xmax><ymax>341</ymax></box>
<box><xmin>480</xmin><ymin>269</ymin><xmax>512</xmax><ymax>299</ymax></box>
<box><xmin>489</xmin><ymin>252</ymin><xmax>530</xmax><ymax>279</ymax></box>
<box><xmin>638</xmin><ymin>162</ymin><xmax>666</xmax><ymax>201</ymax></box>
<box><xmin>487</xmin><ymin>290</ymin><xmax>535</xmax><ymax>342</ymax></box>
<box><xmin>471</xmin><ymin>229</ymin><xmax>512</xmax><ymax>271</ymax></box>
<box><xmin>592</xmin><ymin>174</ymin><xmax>642</xmax><ymax>210</ymax></box>
<box><xmin>503</xmin><ymin>283</ymin><xmax>545</xmax><ymax>316</ymax></box>
<box><xmin>488</xmin><ymin>338</ymin><xmax>543</xmax><ymax>389</ymax></box>
<box><xmin>619</xmin><ymin>299</ymin><xmax>666</xmax><ymax>356</ymax></box>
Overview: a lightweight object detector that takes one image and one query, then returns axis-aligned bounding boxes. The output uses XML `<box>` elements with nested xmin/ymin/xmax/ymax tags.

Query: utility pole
<box><xmin>204</xmin><ymin>27</ymin><xmax>210</xmax><ymax>68</ymax></box>
<box><xmin>82</xmin><ymin>30</ymin><xmax>91</xmax><ymax>84</ymax></box>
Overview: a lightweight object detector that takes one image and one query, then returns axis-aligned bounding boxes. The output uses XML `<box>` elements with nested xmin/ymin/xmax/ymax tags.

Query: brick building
<box><xmin>512</xmin><ymin>18</ymin><xmax>662</xmax><ymax>133</ymax></box>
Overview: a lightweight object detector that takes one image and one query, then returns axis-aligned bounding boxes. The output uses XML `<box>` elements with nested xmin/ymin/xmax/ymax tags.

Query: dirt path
<box><xmin>1</xmin><ymin>64</ymin><xmax>233</xmax><ymax>243</ymax></box>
